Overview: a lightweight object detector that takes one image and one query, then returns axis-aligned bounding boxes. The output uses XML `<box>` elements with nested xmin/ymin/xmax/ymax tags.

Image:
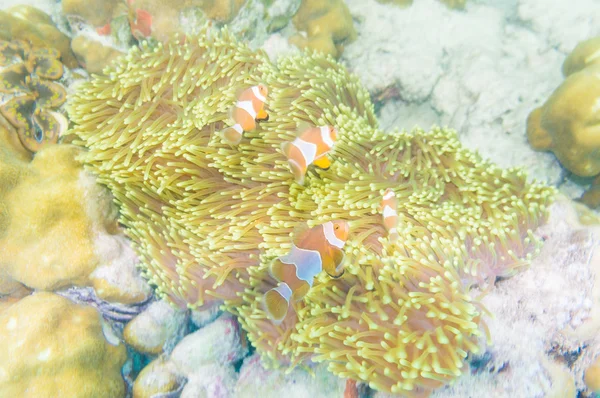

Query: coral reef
<box><xmin>437</xmin><ymin>0</ymin><xmax>467</xmax><ymax>9</ymax></box>
<box><xmin>0</xmin><ymin>144</ymin><xmax>108</xmax><ymax>290</ymax></box>
<box><xmin>0</xmin><ymin>5</ymin><xmax>78</xmax><ymax>69</ymax></box>
<box><xmin>290</xmin><ymin>0</ymin><xmax>356</xmax><ymax>58</ymax></box>
<box><xmin>67</xmin><ymin>28</ymin><xmax>554</xmax><ymax>395</ymax></box>
<box><xmin>0</xmin><ymin>133</ymin><xmax>151</xmax><ymax>306</ymax></box>
<box><xmin>562</xmin><ymin>36</ymin><xmax>600</xmax><ymax>76</ymax></box>
<box><xmin>64</xmin><ymin>0</ymin><xmax>248</xmax><ymax>47</ymax></box>
<box><xmin>376</xmin><ymin>0</ymin><xmax>414</xmax><ymax>7</ymax></box>
<box><xmin>375</xmin><ymin>0</ymin><xmax>467</xmax><ymax>9</ymax></box>
<box><xmin>0</xmin><ymin>292</ymin><xmax>127</xmax><ymax>398</ymax></box>
<box><xmin>70</xmin><ymin>35</ymin><xmax>126</xmax><ymax>75</ymax></box>
<box><xmin>425</xmin><ymin>196</ymin><xmax>600</xmax><ymax>397</ymax></box>
<box><xmin>526</xmin><ymin>36</ymin><xmax>600</xmax><ymax>206</ymax></box>
<box><xmin>0</xmin><ymin>39</ymin><xmax>68</xmax><ymax>153</ymax></box>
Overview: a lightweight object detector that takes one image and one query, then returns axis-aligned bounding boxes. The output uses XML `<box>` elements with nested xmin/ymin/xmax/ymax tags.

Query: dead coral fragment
<box><xmin>67</xmin><ymin>28</ymin><xmax>554</xmax><ymax>396</ymax></box>
<box><xmin>0</xmin><ymin>39</ymin><xmax>67</xmax><ymax>152</ymax></box>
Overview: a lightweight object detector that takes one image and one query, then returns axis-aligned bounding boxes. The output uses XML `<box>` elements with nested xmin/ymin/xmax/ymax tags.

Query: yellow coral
<box><xmin>290</xmin><ymin>0</ymin><xmax>356</xmax><ymax>58</ymax></box>
<box><xmin>527</xmin><ymin>63</ymin><xmax>600</xmax><ymax>177</ymax></box>
<box><xmin>67</xmin><ymin>28</ymin><xmax>554</xmax><ymax>395</ymax></box>
<box><xmin>562</xmin><ymin>36</ymin><xmax>600</xmax><ymax>77</ymax></box>
<box><xmin>0</xmin><ymin>144</ymin><xmax>116</xmax><ymax>291</ymax></box>
<box><xmin>0</xmin><ymin>292</ymin><xmax>127</xmax><ymax>398</ymax></box>
<box><xmin>70</xmin><ymin>35</ymin><xmax>125</xmax><ymax>75</ymax></box>
<box><xmin>376</xmin><ymin>0</ymin><xmax>467</xmax><ymax>9</ymax></box>
<box><xmin>0</xmin><ymin>5</ymin><xmax>78</xmax><ymax>68</ymax></box>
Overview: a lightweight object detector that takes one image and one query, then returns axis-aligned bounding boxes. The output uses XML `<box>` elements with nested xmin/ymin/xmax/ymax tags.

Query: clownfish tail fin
<box><xmin>388</xmin><ymin>227</ymin><xmax>399</xmax><ymax>243</ymax></box>
<box><xmin>221</xmin><ymin>124</ymin><xmax>243</xmax><ymax>145</ymax></box>
<box><xmin>263</xmin><ymin>282</ymin><xmax>292</xmax><ymax>323</ymax></box>
<box><xmin>288</xmin><ymin>159</ymin><xmax>305</xmax><ymax>185</ymax></box>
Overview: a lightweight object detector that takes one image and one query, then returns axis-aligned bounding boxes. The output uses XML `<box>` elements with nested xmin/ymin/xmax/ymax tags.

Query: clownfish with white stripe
<box><xmin>263</xmin><ymin>220</ymin><xmax>349</xmax><ymax>323</ymax></box>
<box><xmin>281</xmin><ymin>125</ymin><xmax>337</xmax><ymax>185</ymax></box>
<box><xmin>220</xmin><ymin>84</ymin><xmax>269</xmax><ymax>145</ymax></box>
<box><xmin>381</xmin><ymin>188</ymin><xmax>399</xmax><ymax>242</ymax></box>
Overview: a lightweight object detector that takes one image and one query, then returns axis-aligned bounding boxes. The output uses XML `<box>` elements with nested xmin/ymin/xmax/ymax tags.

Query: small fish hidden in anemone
<box><xmin>281</xmin><ymin>125</ymin><xmax>337</xmax><ymax>185</ymax></box>
<box><xmin>220</xmin><ymin>84</ymin><xmax>269</xmax><ymax>145</ymax></box>
<box><xmin>381</xmin><ymin>188</ymin><xmax>399</xmax><ymax>242</ymax></box>
<box><xmin>263</xmin><ymin>220</ymin><xmax>349</xmax><ymax>323</ymax></box>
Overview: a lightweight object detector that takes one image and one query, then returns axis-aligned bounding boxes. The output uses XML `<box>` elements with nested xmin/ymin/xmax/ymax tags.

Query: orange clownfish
<box><xmin>263</xmin><ymin>220</ymin><xmax>349</xmax><ymax>323</ymax></box>
<box><xmin>281</xmin><ymin>125</ymin><xmax>337</xmax><ymax>185</ymax></box>
<box><xmin>220</xmin><ymin>84</ymin><xmax>269</xmax><ymax>145</ymax></box>
<box><xmin>381</xmin><ymin>188</ymin><xmax>399</xmax><ymax>242</ymax></box>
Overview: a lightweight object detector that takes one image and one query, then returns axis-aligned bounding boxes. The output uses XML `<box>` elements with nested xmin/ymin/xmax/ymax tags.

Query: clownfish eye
<box><xmin>334</xmin><ymin>225</ymin><xmax>339</xmax><ymax>230</ymax></box>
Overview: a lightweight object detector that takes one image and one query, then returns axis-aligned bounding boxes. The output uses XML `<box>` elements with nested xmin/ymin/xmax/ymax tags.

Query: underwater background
<box><xmin>0</xmin><ymin>0</ymin><xmax>600</xmax><ymax>397</ymax></box>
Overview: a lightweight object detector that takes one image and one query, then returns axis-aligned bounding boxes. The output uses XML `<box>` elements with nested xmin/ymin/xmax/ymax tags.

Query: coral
<box><xmin>62</xmin><ymin>0</ymin><xmax>121</xmax><ymax>28</ymax></box>
<box><xmin>0</xmin><ymin>144</ymin><xmax>116</xmax><ymax>291</ymax></box>
<box><xmin>0</xmin><ymin>292</ymin><xmax>127</xmax><ymax>398</ymax></box>
<box><xmin>0</xmin><ymin>5</ymin><xmax>78</xmax><ymax>69</ymax></box>
<box><xmin>70</xmin><ymin>35</ymin><xmax>125</xmax><ymax>75</ymax></box>
<box><xmin>290</xmin><ymin>0</ymin><xmax>356</xmax><ymax>58</ymax></box>
<box><xmin>375</xmin><ymin>0</ymin><xmax>467</xmax><ymax>9</ymax></box>
<box><xmin>67</xmin><ymin>28</ymin><xmax>554</xmax><ymax>395</ymax></box>
<box><xmin>0</xmin><ymin>123</ymin><xmax>30</xmax><ymax>242</ymax></box>
<box><xmin>65</xmin><ymin>0</ymin><xmax>248</xmax><ymax>47</ymax></box>
<box><xmin>0</xmin><ymin>39</ymin><xmax>68</xmax><ymax>153</ymax></box>
<box><xmin>562</xmin><ymin>36</ymin><xmax>600</xmax><ymax>77</ymax></box>
<box><xmin>438</xmin><ymin>0</ymin><xmax>467</xmax><ymax>9</ymax></box>
<box><xmin>376</xmin><ymin>0</ymin><xmax>414</xmax><ymax>7</ymax></box>
<box><xmin>585</xmin><ymin>356</ymin><xmax>600</xmax><ymax>393</ymax></box>
<box><xmin>527</xmin><ymin>37</ymin><xmax>600</xmax><ymax>203</ymax></box>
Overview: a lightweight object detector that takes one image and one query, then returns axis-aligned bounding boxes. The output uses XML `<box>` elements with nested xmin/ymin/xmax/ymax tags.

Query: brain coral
<box><xmin>67</xmin><ymin>27</ymin><xmax>554</xmax><ymax>395</ymax></box>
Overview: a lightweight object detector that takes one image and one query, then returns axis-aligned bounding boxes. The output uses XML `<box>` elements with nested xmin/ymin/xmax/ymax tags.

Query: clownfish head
<box><xmin>329</xmin><ymin>126</ymin><xmax>338</xmax><ymax>142</ymax></box>
<box><xmin>331</xmin><ymin>220</ymin><xmax>349</xmax><ymax>242</ymax></box>
<box><xmin>257</xmin><ymin>83</ymin><xmax>269</xmax><ymax>99</ymax></box>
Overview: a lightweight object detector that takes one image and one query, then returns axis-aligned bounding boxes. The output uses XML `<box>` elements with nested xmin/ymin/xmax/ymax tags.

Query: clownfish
<box><xmin>263</xmin><ymin>220</ymin><xmax>349</xmax><ymax>323</ymax></box>
<box><xmin>281</xmin><ymin>125</ymin><xmax>337</xmax><ymax>185</ymax></box>
<box><xmin>220</xmin><ymin>84</ymin><xmax>269</xmax><ymax>145</ymax></box>
<box><xmin>381</xmin><ymin>188</ymin><xmax>399</xmax><ymax>242</ymax></box>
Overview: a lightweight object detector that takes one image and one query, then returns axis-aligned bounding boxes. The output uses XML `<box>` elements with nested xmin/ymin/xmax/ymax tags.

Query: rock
<box><xmin>132</xmin><ymin>357</ymin><xmax>186</xmax><ymax>398</ymax></box>
<box><xmin>190</xmin><ymin>301</ymin><xmax>222</xmax><ymax>329</ymax></box>
<box><xmin>180</xmin><ymin>365</ymin><xmax>236</xmax><ymax>398</ymax></box>
<box><xmin>170</xmin><ymin>313</ymin><xmax>246</xmax><ymax>372</ymax></box>
<box><xmin>90</xmin><ymin>234</ymin><xmax>153</xmax><ymax>305</ymax></box>
<box><xmin>234</xmin><ymin>354</ymin><xmax>345</xmax><ymax>397</ymax></box>
<box><xmin>132</xmin><ymin>313</ymin><xmax>247</xmax><ymax>397</ymax></box>
<box><xmin>124</xmin><ymin>300</ymin><xmax>188</xmax><ymax>355</ymax></box>
<box><xmin>343</xmin><ymin>0</ymin><xmax>566</xmax><ymax>187</ymax></box>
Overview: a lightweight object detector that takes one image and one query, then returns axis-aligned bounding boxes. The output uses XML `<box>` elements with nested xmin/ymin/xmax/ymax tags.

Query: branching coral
<box><xmin>67</xmin><ymin>27</ymin><xmax>554</xmax><ymax>395</ymax></box>
<box><xmin>0</xmin><ymin>39</ymin><xmax>67</xmax><ymax>153</ymax></box>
